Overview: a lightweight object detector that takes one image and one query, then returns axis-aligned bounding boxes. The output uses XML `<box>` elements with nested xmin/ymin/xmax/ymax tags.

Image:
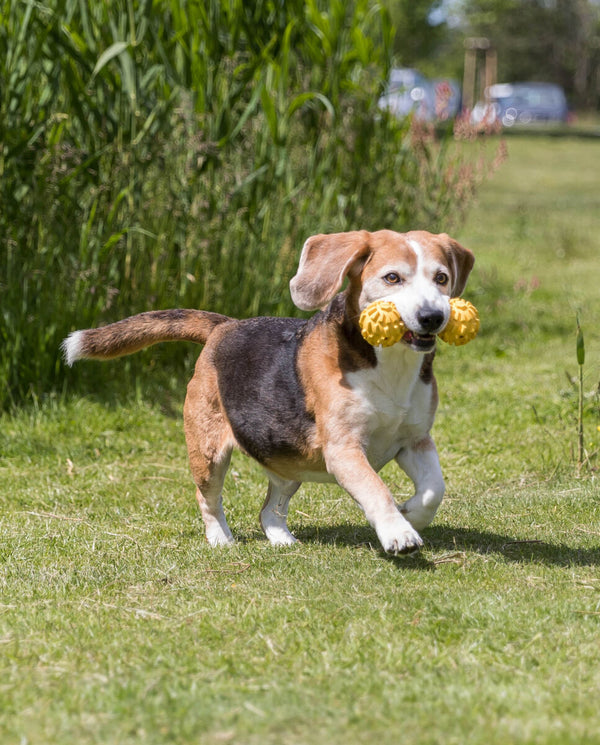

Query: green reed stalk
<box><xmin>576</xmin><ymin>314</ymin><xmax>585</xmax><ymax>472</ymax></box>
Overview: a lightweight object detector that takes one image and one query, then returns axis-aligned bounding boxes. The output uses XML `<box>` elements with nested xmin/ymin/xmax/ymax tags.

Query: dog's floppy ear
<box><xmin>290</xmin><ymin>231</ymin><xmax>371</xmax><ymax>311</ymax></box>
<box><xmin>439</xmin><ymin>234</ymin><xmax>475</xmax><ymax>297</ymax></box>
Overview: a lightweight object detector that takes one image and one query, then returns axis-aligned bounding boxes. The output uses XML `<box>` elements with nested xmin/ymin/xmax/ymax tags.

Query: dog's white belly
<box><xmin>293</xmin><ymin>469</ymin><xmax>338</xmax><ymax>484</ymax></box>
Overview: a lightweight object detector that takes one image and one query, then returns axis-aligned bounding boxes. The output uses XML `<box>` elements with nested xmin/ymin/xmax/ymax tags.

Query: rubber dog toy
<box><xmin>358</xmin><ymin>301</ymin><xmax>407</xmax><ymax>347</ymax></box>
<box><xmin>359</xmin><ymin>298</ymin><xmax>479</xmax><ymax>347</ymax></box>
<box><xmin>438</xmin><ymin>297</ymin><xmax>480</xmax><ymax>346</ymax></box>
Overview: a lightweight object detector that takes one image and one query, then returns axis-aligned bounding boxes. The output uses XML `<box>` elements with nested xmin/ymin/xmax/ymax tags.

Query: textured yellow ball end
<box><xmin>359</xmin><ymin>301</ymin><xmax>406</xmax><ymax>347</ymax></box>
<box><xmin>438</xmin><ymin>298</ymin><xmax>480</xmax><ymax>346</ymax></box>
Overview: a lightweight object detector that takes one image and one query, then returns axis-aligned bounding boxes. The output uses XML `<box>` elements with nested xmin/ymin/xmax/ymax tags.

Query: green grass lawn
<box><xmin>2</xmin><ymin>135</ymin><xmax>600</xmax><ymax>745</ymax></box>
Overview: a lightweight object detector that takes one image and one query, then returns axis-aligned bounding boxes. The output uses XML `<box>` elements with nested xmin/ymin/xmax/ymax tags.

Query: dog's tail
<box><xmin>62</xmin><ymin>309</ymin><xmax>231</xmax><ymax>366</ymax></box>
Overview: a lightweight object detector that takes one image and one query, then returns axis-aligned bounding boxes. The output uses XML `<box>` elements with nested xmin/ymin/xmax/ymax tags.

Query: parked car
<box><xmin>472</xmin><ymin>82</ymin><xmax>569</xmax><ymax>127</ymax></box>
<box><xmin>378</xmin><ymin>68</ymin><xmax>436</xmax><ymax>121</ymax></box>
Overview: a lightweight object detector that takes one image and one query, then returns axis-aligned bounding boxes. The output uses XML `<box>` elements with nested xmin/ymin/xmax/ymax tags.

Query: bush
<box><xmin>1</xmin><ymin>0</ymin><xmax>482</xmax><ymax>408</ymax></box>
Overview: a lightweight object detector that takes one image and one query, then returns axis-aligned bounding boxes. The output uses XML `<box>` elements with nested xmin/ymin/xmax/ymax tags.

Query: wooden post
<box><xmin>463</xmin><ymin>38</ymin><xmax>496</xmax><ymax>112</ymax></box>
<box><xmin>463</xmin><ymin>47</ymin><xmax>477</xmax><ymax>111</ymax></box>
<box><xmin>485</xmin><ymin>47</ymin><xmax>498</xmax><ymax>101</ymax></box>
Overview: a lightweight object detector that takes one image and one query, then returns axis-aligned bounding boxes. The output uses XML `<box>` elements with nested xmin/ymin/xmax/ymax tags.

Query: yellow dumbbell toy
<box><xmin>437</xmin><ymin>297</ymin><xmax>480</xmax><ymax>346</ymax></box>
<box><xmin>358</xmin><ymin>301</ymin><xmax>407</xmax><ymax>347</ymax></box>
<box><xmin>359</xmin><ymin>297</ymin><xmax>479</xmax><ymax>347</ymax></box>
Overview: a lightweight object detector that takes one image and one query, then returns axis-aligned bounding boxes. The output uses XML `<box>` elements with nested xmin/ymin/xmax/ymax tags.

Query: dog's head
<box><xmin>290</xmin><ymin>229</ymin><xmax>475</xmax><ymax>353</ymax></box>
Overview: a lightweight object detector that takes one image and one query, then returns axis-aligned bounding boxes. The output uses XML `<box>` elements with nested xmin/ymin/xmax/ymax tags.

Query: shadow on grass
<box><xmin>290</xmin><ymin>523</ymin><xmax>434</xmax><ymax>571</ymax></box>
<box><xmin>428</xmin><ymin>525</ymin><xmax>600</xmax><ymax>568</ymax></box>
<box><xmin>293</xmin><ymin>523</ymin><xmax>600</xmax><ymax>569</ymax></box>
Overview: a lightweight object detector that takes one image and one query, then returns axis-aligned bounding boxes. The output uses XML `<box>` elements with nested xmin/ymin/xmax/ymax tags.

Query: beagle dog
<box><xmin>63</xmin><ymin>230</ymin><xmax>474</xmax><ymax>555</ymax></box>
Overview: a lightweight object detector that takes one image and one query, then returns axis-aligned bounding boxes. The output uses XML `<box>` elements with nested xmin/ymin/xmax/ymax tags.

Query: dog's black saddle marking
<box><xmin>213</xmin><ymin>317</ymin><xmax>315</xmax><ymax>464</ymax></box>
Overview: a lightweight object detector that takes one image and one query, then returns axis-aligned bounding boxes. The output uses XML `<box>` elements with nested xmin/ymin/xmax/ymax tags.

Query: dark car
<box><xmin>472</xmin><ymin>82</ymin><xmax>569</xmax><ymax>127</ymax></box>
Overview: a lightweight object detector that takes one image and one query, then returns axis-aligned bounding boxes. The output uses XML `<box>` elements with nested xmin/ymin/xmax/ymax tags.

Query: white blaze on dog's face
<box><xmin>357</xmin><ymin>231</ymin><xmax>466</xmax><ymax>353</ymax></box>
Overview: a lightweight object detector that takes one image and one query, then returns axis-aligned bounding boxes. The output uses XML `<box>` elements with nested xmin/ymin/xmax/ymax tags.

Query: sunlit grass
<box><xmin>1</xmin><ymin>136</ymin><xmax>600</xmax><ymax>744</ymax></box>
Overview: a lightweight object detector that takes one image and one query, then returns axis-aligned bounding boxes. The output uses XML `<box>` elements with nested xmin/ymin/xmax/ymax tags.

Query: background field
<box><xmin>1</xmin><ymin>135</ymin><xmax>600</xmax><ymax>744</ymax></box>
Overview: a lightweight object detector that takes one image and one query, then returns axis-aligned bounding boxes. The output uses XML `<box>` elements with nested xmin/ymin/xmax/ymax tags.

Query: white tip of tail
<box><xmin>61</xmin><ymin>330</ymin><xmax>84</xmax><ymax>367</ymax></box>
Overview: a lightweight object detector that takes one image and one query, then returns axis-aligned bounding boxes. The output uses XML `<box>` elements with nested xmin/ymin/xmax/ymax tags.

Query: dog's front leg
<box><xmin>325</xmin><ymin>444</ymin><xmax>423</xmax><ymax>555</ymax></box>
<box><xmin>395</xmin><ymin>436</ymin><xmax>445</xmax><ymax>531</ymax></box>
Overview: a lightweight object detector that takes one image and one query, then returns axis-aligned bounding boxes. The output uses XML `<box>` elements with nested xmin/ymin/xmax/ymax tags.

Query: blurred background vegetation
<box><xmin>387</xmin><ymin>0</ymin><xmax>600</xmax><ymax>111</ymax></box>
<box><xmin>1</xmin><ymin>0</ymin><xmax>599</xmax><ymax>409</ymax></box>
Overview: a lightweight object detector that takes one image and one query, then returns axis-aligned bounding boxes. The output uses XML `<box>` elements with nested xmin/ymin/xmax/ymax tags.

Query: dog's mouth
<box><xmin>402</xmin><ymin>330</ymin><xmax>437</xmax><ymax>352</ymax></box>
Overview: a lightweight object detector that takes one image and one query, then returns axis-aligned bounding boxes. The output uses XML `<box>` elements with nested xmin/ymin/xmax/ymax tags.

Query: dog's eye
<box><xmin>384</xmin><ymin>272</ymin><xmax>402</xmax><ymax>285</ymax></box>
<box><xmin>435</xmin><ymin>272</ymin><xmax>449</xmax><ymax>286</ymax></box>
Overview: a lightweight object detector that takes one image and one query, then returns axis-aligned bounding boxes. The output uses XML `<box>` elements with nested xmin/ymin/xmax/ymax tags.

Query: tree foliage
<box><xmin>458</xmin><ymin>0</ymin><xmax>600</xmax><ymax>108</ymax></box>
<box><xmin>383</xmin><ymin>0</ymin><xmax>448</xmax><ymax>69</ymax></box>
<box><xmin>383</xmin><ymin>0</ymin><xmax>600</xmax><ymax>108</ymax></box>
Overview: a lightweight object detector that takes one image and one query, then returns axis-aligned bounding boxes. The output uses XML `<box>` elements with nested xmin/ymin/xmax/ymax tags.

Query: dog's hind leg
<box><xmin>191</xmin><ymin>449</ymin><xmax>234</xmax><ymax>547</ymax></box>
<box><xmin>260</xmin><ymin>473</ymin><xmax>301</xmax><ymax>546</ymax></box>
<box><xmin>184</xmin><ymin>362</ymin><xmax>236</xmax><ymax>546</ymax></box>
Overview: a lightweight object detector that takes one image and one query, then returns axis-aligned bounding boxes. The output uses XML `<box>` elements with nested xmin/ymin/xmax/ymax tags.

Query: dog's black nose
<box><xmin>417</xmin><ymin>309</ymin><xmax>445</xmax><ymax>333</ymax></box>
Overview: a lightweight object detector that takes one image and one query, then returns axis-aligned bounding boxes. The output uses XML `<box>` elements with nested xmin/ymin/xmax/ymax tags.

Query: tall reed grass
<box><xmin>1</xmin><ymin>0</ymin><xmax>486</xmax><ymax>408</ymax></box>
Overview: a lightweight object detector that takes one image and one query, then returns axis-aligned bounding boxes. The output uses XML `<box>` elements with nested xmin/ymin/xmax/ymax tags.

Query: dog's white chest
<box><xmin>345</xmin><ymin>347</ymin><xmax>433</xmax><ymax>469</ymax></box>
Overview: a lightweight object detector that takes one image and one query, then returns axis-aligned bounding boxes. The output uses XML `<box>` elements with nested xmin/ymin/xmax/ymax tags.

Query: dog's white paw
<box><xmin>205</xmin><ymin>526</ymin><xmax>235</xmax><ymax>547</ymax></box>
<box><xmin>264</xmin><ymin>525</ymin><xmax>298</xmax><ymax>547</ymax></box>
<box><xmin>376</xmin><ymin>519</ymin><xmax>423</xmax><ymax>556</ymax></box>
